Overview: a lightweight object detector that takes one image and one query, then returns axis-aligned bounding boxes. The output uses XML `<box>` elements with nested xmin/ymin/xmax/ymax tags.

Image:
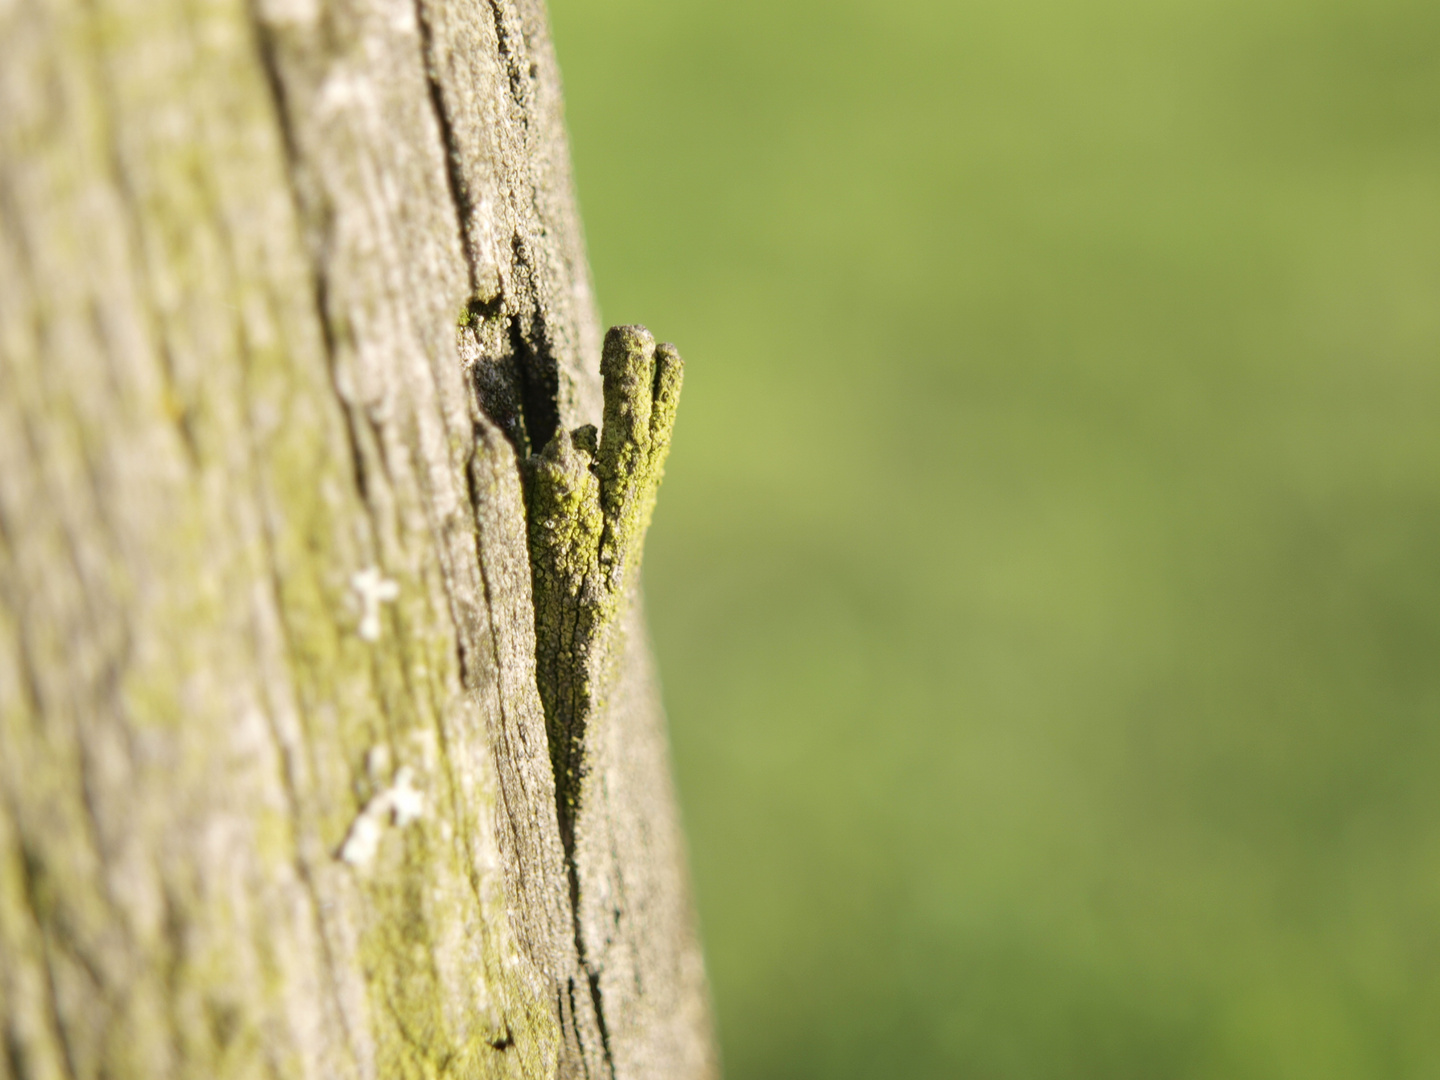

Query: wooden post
<box><xmin>0</xmin><ymin>1</ymin><xmax>715</xmax><ymax>1076</ymax></box>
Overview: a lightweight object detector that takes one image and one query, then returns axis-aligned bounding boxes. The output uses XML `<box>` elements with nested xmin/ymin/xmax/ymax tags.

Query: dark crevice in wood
<box><xmin>565</xmin><ymin>978</ymin><xmax>593</xmax><ymax>1080</ymax></box>
<box><xmin>310</xmin><ymin>269</ymin><xmax>374</xmax><ymax>507</ymax></box>
<box><xmin>509</xmin><ymin>308</ymin><xmax>560</xmax><ymax>457</ymax></box>
<box><xmin>467</xmin><ymin>271</ymin><xmax>562</xmax><ymax>462</ymax></box>
<box><xmin>486</xmin><ymin>1024</ymin><xmax>514</xmax><ymax>1051</ymax></box>
<box><xmin>586</xmin><ymin>968</ymin><xmax>616</xmax><ymax>1074</ymax></box>
<box><xmin>488</xmin><ymin>0</ymin><xmax>533</xmax><ymax>118</ymax></box>
<box><xmin>338</xmin><ymin>397</ymin><xmax>372</xmax><ymax>505</ymax></box>
<box><xmin>414</xmin><ymin>0</ymin><xmax>478</xmax><ymax>296</ymax></box>
<box><xmin>507</xmin><ymin>232</ymin><xmax>561</xmax><ymax>455</ymax></box>
<box><xmin>245</xmin><ymin>3</ymin><xmax>305</xmax><ymax>216</ymax></box>
<box><xmin>466</xmin><ymin>301</ymin><xmax>532</xmax><ymax>458</ymax></box>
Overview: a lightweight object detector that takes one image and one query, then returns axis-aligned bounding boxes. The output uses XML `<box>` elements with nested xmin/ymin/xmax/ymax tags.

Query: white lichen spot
<box><xmin>339</xmin><ymin>762</ymin><xmax>426</xmax><ymax>867</ymax></box>
<box><xmin>351</xmin><ymin>566</ymin><xmax>399</xmax><ymax>642</ymax></box>
<box><xmin>338</xmin><ymin>812</ymin><xmax>385</xmax><ymax>868</ymax></box>
<box><xmin>389</xmin><ymin>767</ymin><xmax>425</xmax><ymax>827</ymax></box>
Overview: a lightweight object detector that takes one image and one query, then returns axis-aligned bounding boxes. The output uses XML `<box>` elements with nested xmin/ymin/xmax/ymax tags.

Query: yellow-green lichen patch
<box><xmin>350</xmin><ymin>791</ymin><xmax>536</xmax><ymax>1080</ymax></box>
<box><xmin>524</xmin><ymin>325</ymin><xmax>683</xmax><ymax>849</ymax></box>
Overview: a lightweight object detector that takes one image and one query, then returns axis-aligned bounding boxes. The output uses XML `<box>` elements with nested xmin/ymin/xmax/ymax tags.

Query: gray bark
<box><xmin>0</xmin><ymin>1</ymin><xmax>716</xmax><ymax>1077</ymax></box>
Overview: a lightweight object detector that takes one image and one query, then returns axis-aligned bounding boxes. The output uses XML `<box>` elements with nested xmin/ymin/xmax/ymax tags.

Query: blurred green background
<box><xmin>547</xmin><ymin>0</ymin><xmax>1440</xmax><ymax>1075</ymax></box>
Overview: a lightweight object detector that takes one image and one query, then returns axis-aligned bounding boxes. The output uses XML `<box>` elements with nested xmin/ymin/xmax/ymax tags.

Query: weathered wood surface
<box><xmin>0</xmin><ymin>1</ymin><xmax>715</xmax><ymax>1077</ymax></box>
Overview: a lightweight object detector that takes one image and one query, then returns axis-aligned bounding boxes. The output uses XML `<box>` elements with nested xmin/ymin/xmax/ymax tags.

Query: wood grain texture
<box><xmin>0</xmin><ymin>0</ymin><xmax>715</xmax><ymax>1077</ymax></box>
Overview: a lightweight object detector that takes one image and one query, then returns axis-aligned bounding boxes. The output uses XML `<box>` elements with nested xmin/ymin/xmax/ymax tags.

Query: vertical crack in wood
<box><xmin>414</xmin><ymin>0</ymin><xmax>479</xmax><ymax>298</ymax></box>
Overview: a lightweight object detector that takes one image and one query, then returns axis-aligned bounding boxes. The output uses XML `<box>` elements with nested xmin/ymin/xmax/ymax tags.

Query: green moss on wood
<box><xmin>525</xmin><ymin>325</ymin><xmax>682</xmax><ymax>851</ymax></box>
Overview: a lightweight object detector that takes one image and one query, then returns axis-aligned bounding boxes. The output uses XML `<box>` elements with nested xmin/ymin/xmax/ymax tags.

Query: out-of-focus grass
<box><xmin>546</xmin><ymin>0</ymin><xmax>1440</xmax><ymax>1075</ymax></box>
